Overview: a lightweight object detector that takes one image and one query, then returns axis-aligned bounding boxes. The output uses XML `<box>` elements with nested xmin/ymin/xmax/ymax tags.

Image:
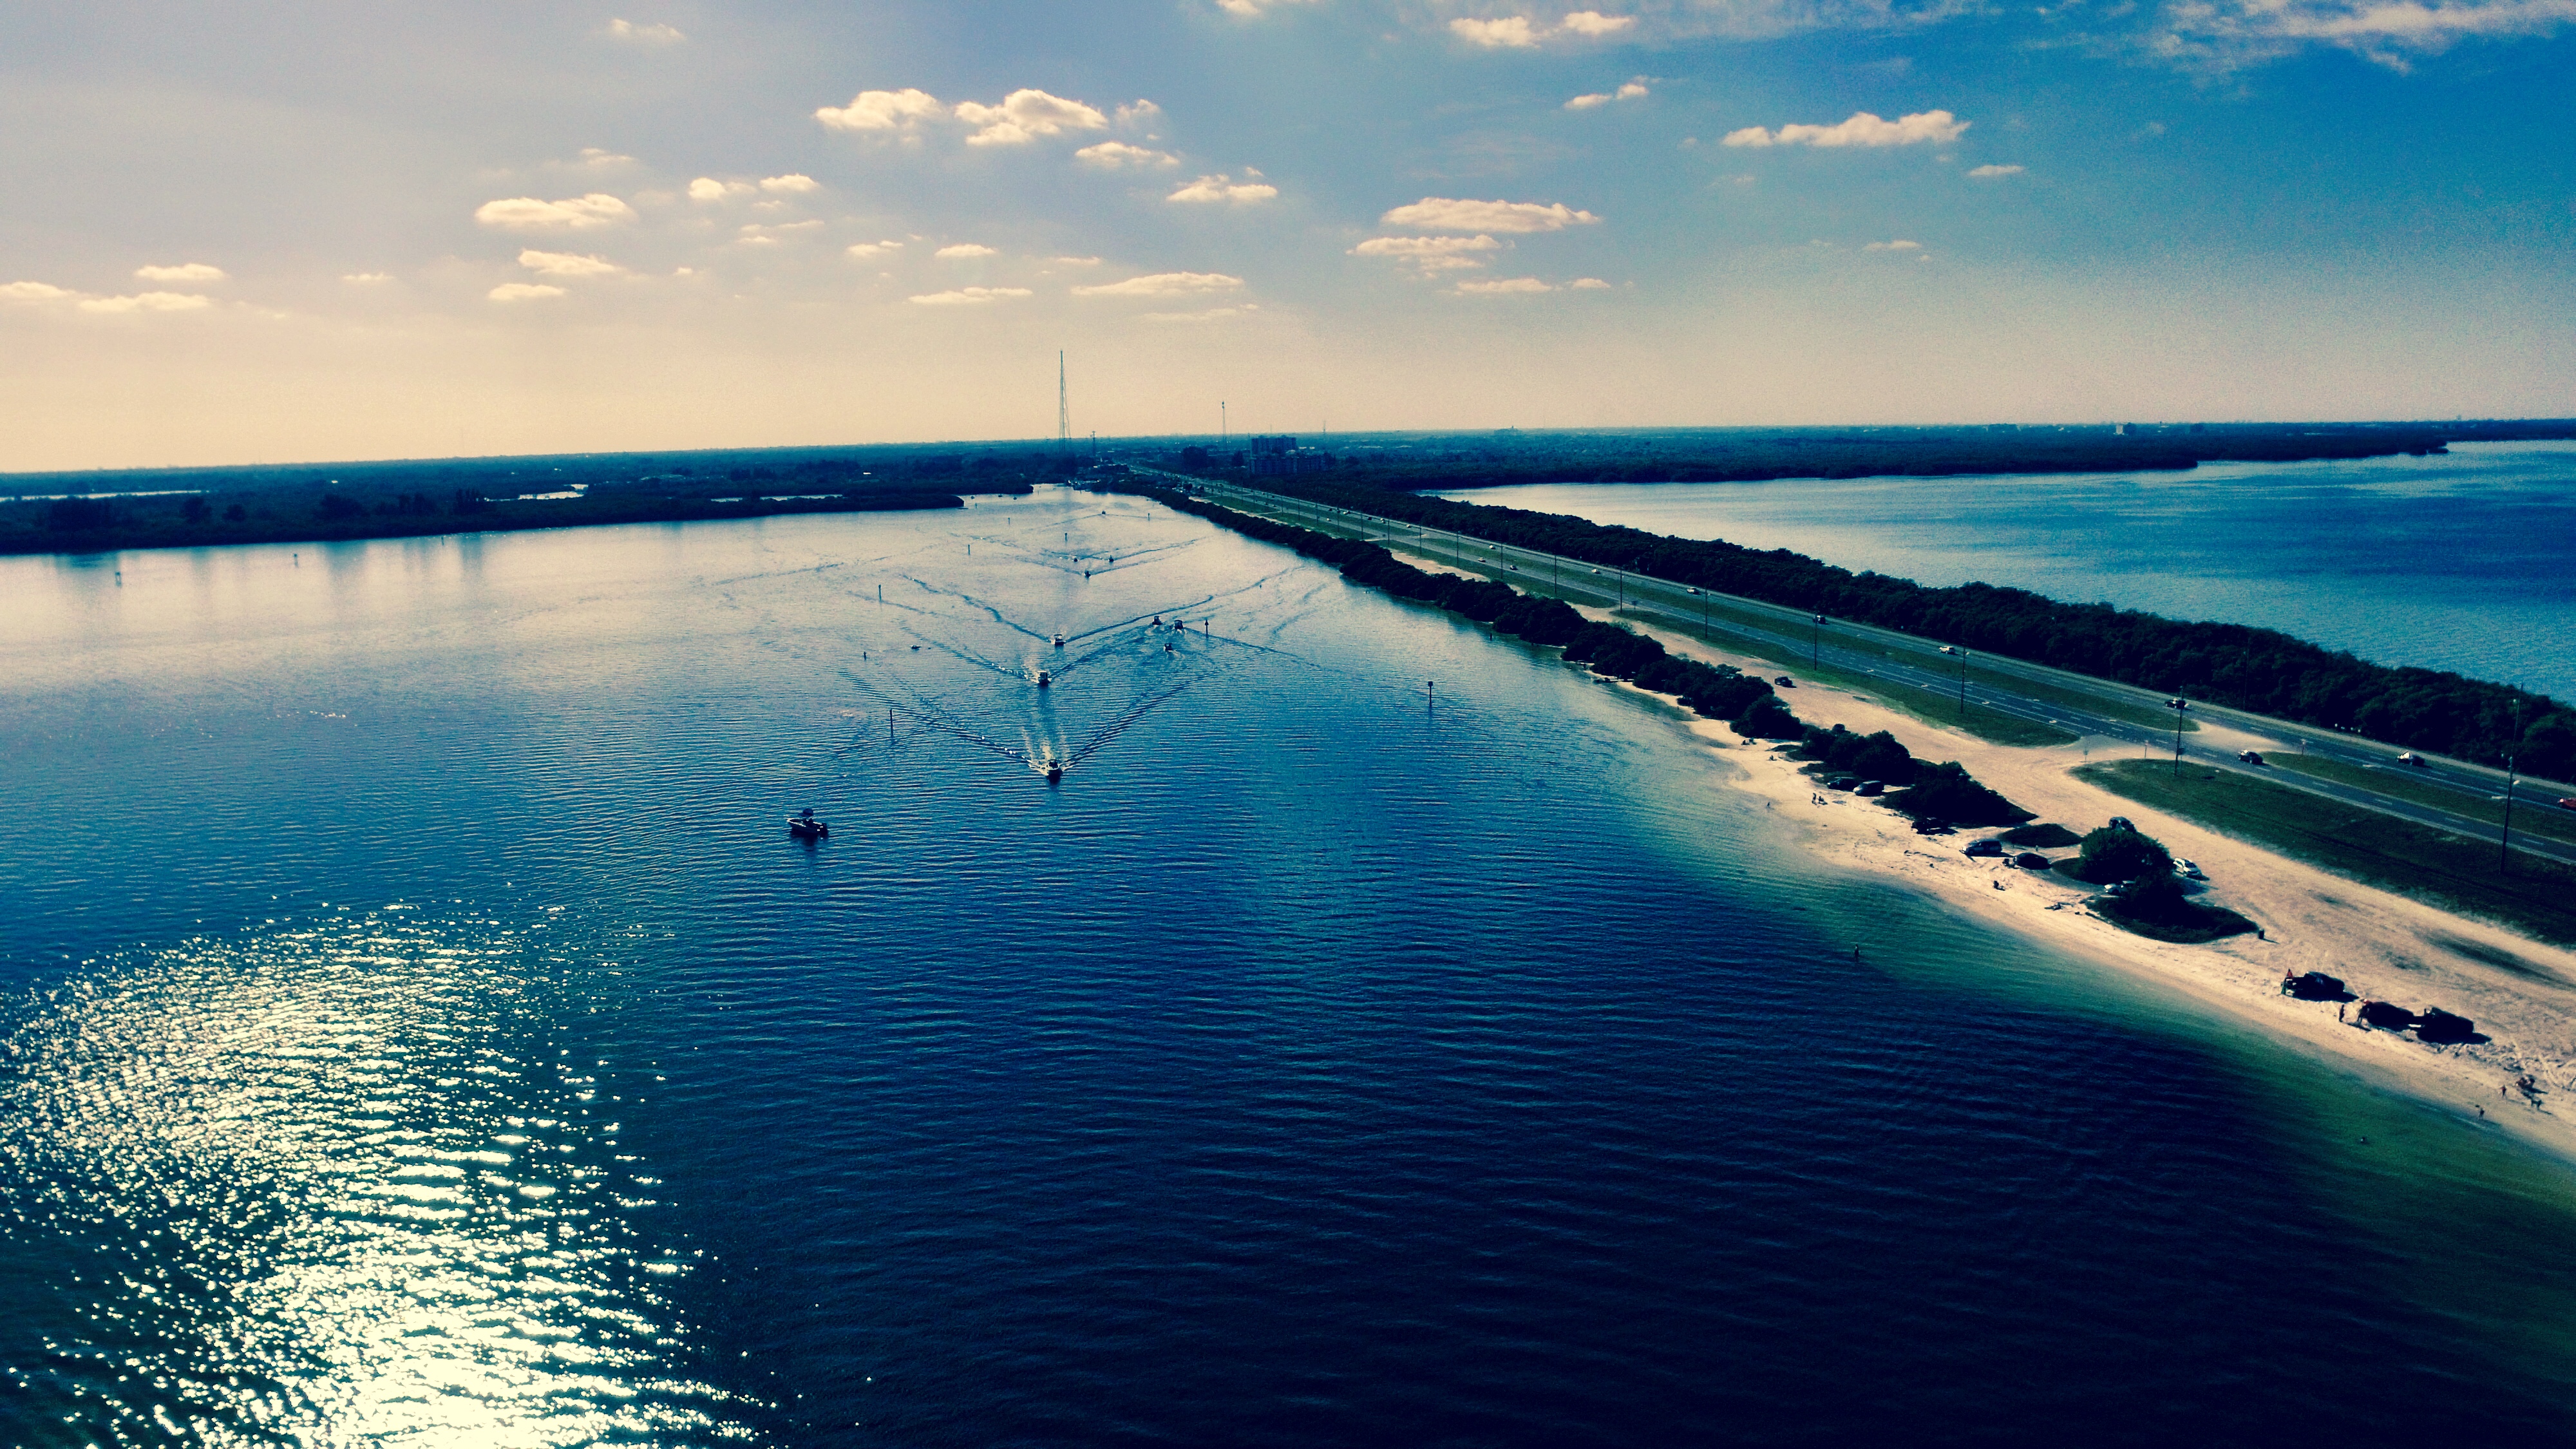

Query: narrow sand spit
<box><xmin>1378</xmin><ymin>537</ymin><xmax>2576</xmax><ymax>1160</ymax></box>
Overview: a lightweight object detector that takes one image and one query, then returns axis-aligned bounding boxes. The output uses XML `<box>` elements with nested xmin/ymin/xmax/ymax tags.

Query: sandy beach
<box><xmin>1385</xmin><ymin>540</ymin><xmax>2576</xmax><ymax>1162</ymax></box>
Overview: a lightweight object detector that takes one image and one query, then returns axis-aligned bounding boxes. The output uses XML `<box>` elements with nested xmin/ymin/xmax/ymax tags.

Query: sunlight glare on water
<box><xmin>0</xmin><ymin>911</ymin><xmax>737</xmax><ymax>1446</ymax></box>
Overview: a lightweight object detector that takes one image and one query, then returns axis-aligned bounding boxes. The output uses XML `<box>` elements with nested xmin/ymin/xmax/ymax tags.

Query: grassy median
<box><xmin>2075</xmin><ymin>758</ymin><xmax>2576</xmax><ymax>947</ymax></box>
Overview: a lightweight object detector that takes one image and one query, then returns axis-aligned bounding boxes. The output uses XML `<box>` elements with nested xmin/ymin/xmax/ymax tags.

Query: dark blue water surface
<box><xmin>7</xmin><ymin>489</ymin><xmax>2576</xmax><ymax>1446</ymax></box>
<box><xmin>1442</xmin><ymin>441</ymin><xmax>2576</xmax><ymax>703</ymax></box>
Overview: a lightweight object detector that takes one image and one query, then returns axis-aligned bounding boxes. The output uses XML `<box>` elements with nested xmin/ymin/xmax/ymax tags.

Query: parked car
<box><xmin>2108</xmin><ymin>816</ymin><xmax>2136</xmax><ymax>833</ymax></box>
<box><xmin>1775</xmin><ymin>676</ymin><xmax>1796</xmax><ymax>687</ymax></box>
<box><xmin>1856</xmin><ymin>781</ymin><xmax>1885</xmax><ymax>797</ymax></box>
<box><xmin>2239</xmin><ymin>750</ymin><xmax>2265</xmax><ymax>765</ymax></box>
<box><xmin>2012</xmin><ymin>851</ymin><xmax>2051</xmax><ymax>869</ymax></box>
<box><xmin>2179</xmin><ymin>859</ymin><xmax>2206</xmax><ymax>880</ymax></box>
<box><xmin>1965</xmin><ymin>838</ymin><xmax>2005</xmax><ymax>858</ymax></box>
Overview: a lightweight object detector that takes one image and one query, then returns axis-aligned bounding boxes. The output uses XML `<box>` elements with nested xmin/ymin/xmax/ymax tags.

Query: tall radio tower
<box><xmin>1057</xmin><ymin>352</ymin><xmax>1071</xmax><ymax>460</ymax></box>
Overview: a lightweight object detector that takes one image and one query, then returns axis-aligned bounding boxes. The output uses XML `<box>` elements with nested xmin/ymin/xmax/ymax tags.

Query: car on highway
<box><xmin>2397</xmin><ymin>752</ymin><xmax>2428</xmax><ymax>768</ymax></box>
<box><xmin>2559</xmin><ymin>797</ymin><xmax>2576</xmax><ymax>811</ymax></box>
<box><xmin>2239</xmin><ymin>750</ymin><xmax>2265</xmax><ymax>764</ymax></box>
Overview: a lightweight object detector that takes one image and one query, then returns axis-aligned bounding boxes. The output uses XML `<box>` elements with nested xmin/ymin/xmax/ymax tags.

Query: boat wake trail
<box><xmin>1065</xmin><ymin>677</ymin><xmax>1198</xmax><ymax>767</ymax></box>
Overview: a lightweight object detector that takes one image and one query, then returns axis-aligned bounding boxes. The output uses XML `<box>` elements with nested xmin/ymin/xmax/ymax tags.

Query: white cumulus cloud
<box><xmin>1566</xmin><ymin>79</ymin><xmax>1650</xmax><ymax>108</ymax></box>
<box><xmin>909</xmin><ymin>287</ymin><xmax>1033</xmax><ymax>305</ymax></box>
<box><xmin>1379</xmin><ymin>196</ymin><xmax>1600</xmax><ymax>232</ymax></box>
<box><xmin>1559</xmin><ymin>10</ymin><xmax>1638</xmax><ymax>34</ymax></box>
<box><xmin>474</xmin><ymin>193</ymin><xmax>636</xmax><ymax>229</ymax></box>
<box><xmin>77</xmin><ymin>291</ymin><xmax>214</xmax><ymax>313</ymax></box>
<box><xmin>935</xmin><ymin>243</ymin><xmax>999</xmax><ymax>258</ymax></box>
<box><xmin>847</xmin><ymin>240</ymin><xmax>904</xmax><ymax>260</ymax></box>
<box><xmin>815</xmin><ymin>88</ymin><xmax>945</xmax><ymax>133</ymax></box>
<box><xmin>1</xmin><ymin>281</ymin><xmax>77</xmax><ymax>301</ymax></box>
<box><xmin>1168</xmin><ymin>173</ymin><xmax>1278</xmax><ymax>203</ymax></box>
<box><xmin>1074</xmin><ymin>272</ymin><xmax>1246</xmax><ymax>298</ymax></box>
<box><xmin>342</xmin><ymin>272</ymin><xmax>392</xmax><ymax>284</ymax></box>
<box><xmin>1455</xmin><ymin>277</ymin><xmax>1555</xmax><ymax>294</ymax></box>
<box><xmin>761</xmin><ymin>174</ymin><xmax>821</xmax><ymax>193</ymax></box>
<box><xmin>1968</xmin><ymin>163</ymin><xmax>2025</xmax><ymax>178</ymax></box>
<box><xmin>1115</xmin><ymin>100</ymin><xmax>1164</xmax><ymax>127</ymax></box>
<box><xmin>689</xmin><ymin>177</ymin><xmax>752</xmax><ymax>201</ymax></box>
<box><xmin>1451</xmin><ymin>15</ymin><xmax>1542</xmax><ymax>45</ymax></box>
<box><xmin>2143</xmin><ymin>0</ymin><xmax>2576</xmax><ymax>70</ymax></box>
<box><xmin>1143</xmin><ymin>306</ymin><xmax>1258</xmax><ymax>323</ymax></box>
<box><xmin>134</xmin><ymin>262</ymin><xmax>225</xmax><ymax>283</ymax></box>
<box><xmin>1864</xmin><ymin>238</ymin><xmax>1924</xmax><ymax>251</ymax></box>
<box><xmin>1077</xmin><ymin>141</ymin><xmax>1181</xmax><ymax>168</ymax></box>
<box><xmin>518</xmin><ymin>250</ymin><xmax>625</xmax><ymax>278</ymax></box>
<box><xmin>954</xmin><ymin>90</ymin><xmax>1108</xmax><ymax>146</ymax></box>
<box><xmin>488</xmin><ymin>283</ymin><xmax>567</xmax><ymax>301</ymax></box>
<box><xmin>604</xmin><ymin>18</ymin><xmax>684</xmax><ymax>43</ymax></box>
<box><xmin>1723</xmin><ymin>109</ymin><xmax>1967</xmax><ymax>147</ymax></box>
<box><xmin>1352</xmin><ymin>234</ymin><xmax>1504</xmax><ymax>271</ymax></box>
<box><xmin>1569</xmin><ymin>276</ymin><xmax>1613</xmax><ymax>288</ymax></box>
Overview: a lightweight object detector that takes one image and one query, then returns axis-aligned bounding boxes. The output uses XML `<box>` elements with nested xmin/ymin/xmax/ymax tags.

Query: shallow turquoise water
<box><xmin>6</xmin><ymin>489</ymin><xmax>2576</xmax><ymax>1446</ymax></box>
<box><xmin>1442</xmin><ymin>440</ymin><xmax>2576</xmax><ymax>702</ymax></box>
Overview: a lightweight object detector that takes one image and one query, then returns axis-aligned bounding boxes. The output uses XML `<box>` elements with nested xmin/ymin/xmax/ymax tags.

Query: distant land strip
<box><xmin>1134</xmin><ymin>481</ymin><xmax>2031</xmax><ymax>829</ymax></box>
<box><xmin>1228</xmin><ymin>473</ymin><xmax>2573</xmax><ymax>782</ymax></box>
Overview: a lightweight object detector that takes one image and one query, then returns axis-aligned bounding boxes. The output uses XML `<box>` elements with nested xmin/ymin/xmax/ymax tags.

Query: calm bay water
<box><xmin>7</xmin><ymin>489</ymin><xmax>2576</xmax><ymax>1446</ymax></box>
<box><xmin>1443</xmin><ymin>440</ymin><xmax>2576</xmax><ymax>704</ymax></box>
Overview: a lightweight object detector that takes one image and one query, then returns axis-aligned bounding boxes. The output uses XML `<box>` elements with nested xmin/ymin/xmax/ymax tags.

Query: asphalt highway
<box><xmin>1146</xmin><ymin>469</ymin><xmax>2576</xmax><ymax>870</ymax></box>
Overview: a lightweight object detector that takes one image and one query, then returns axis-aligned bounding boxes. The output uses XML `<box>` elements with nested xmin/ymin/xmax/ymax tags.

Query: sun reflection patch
<box><xmin>0</xmin><ymin>913</ymin><xmax>748</xmax><ymax>1445</ymax></box>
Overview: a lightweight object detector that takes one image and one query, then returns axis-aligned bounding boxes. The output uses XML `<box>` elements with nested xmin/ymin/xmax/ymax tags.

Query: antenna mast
<box><xmin>1057</xmin><ymin>352</ymin><xmax>1070</xmax><ymax>459</ymax></box>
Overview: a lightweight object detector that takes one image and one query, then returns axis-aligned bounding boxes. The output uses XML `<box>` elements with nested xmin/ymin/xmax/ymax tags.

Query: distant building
<box><xmin>1249</xmin><ymin>435</ymin><xmax>1332</xmax><ymax>478</ymax></box>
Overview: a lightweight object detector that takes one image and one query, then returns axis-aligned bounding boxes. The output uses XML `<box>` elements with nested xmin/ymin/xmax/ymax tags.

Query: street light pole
<box><xmin>2501</xmin><ymin>754</ymin><xmax>2518</xmax><ymax>873</ymax></box>
<box><xmin>1957</xmin><ymin>648</ymin><xmax>1970</xmax><ymax>723</ymax></box>
<box><xmin>1812</xmin><ymin>614</ymin><xmax>1824</xmax><ymax>669</ymax></box>
<box><xmin>2172</xmin><ymin>696</ymin><xmax>2187</xmax><ymax>779</ymax></box>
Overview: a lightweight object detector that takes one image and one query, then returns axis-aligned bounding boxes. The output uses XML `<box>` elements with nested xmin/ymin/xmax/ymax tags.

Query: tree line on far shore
<box><xmin>1144</xmin><ymin>484</ymin><xmax>2031</xmax><ymax>828</ymax></box>
<box><xmin>1245</xmin><ymin>479</ymin><xmax>2576</xmax><ymax>781</ymax></box>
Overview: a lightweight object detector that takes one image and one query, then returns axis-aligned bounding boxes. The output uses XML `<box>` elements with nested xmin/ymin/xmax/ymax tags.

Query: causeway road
<box><xmin>1128</xmin><ymin>468</ymin><xmax>2576</xmax><ymax>869</ymax></box>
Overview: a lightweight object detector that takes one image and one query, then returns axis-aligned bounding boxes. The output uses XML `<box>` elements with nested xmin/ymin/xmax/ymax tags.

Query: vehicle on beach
<box><xmin>1053</xmin><ymin>634</ymin><xmax>1066</xmax><ymax>648</ymax></box>
<box><xmin>1775</xmin><ymin>676</ymin><xmax>1796</xmax><ymax>687</ymax></box>
<box><xmin>788</xmin><ymin>808</ymin><xmax>828</xmax><ymax>840</ymax></box>
<box><xmin>1036</xmin><ymin>669</ymin><xmax>1052</xmax><ymax>688</ymax></box>
<box><xmin>2179</xmin><ymin>859</ymin><xmax>2206</xmax><ymax>879</ymax></box>
<box><xmin>1965</xmin><ymin>838</ymin><xmax>2005</xmax><ymax>858</ymax></box>
<box><xmin>1856</xmin><ymin>781</ymin><xmax>1884</xmax><ymax>797</ymax></box>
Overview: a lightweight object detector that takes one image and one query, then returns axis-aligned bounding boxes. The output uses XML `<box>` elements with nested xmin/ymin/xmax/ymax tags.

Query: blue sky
<box><xmin>1</xmin><ymin>0</ymin><xmax>2570</xmax><ymax>468</ymax></box>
